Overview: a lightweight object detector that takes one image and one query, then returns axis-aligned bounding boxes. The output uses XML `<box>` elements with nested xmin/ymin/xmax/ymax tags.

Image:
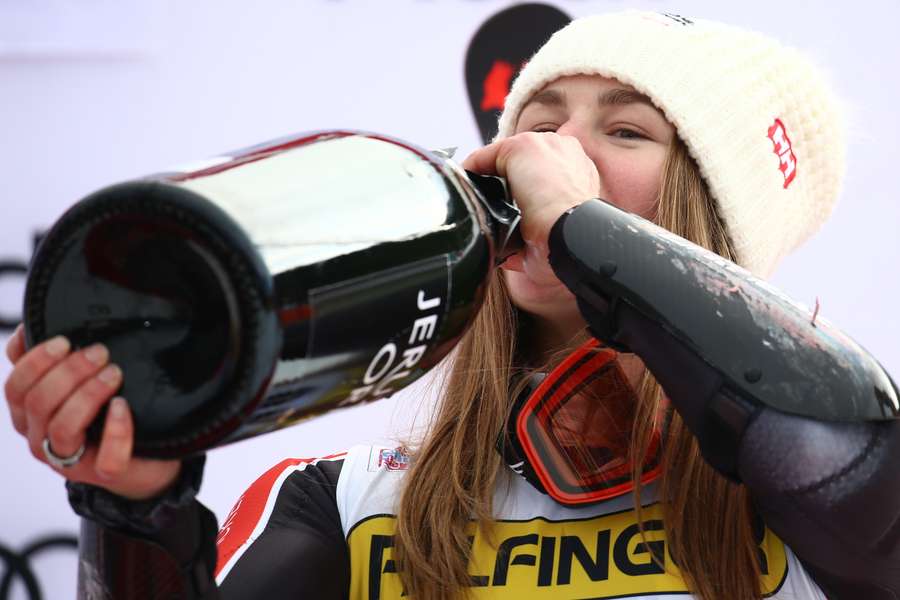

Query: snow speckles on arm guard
<box><xmin>548</xmin><ymin>199</ymin><xmax>900</xmax><ymax>599</ymax></box>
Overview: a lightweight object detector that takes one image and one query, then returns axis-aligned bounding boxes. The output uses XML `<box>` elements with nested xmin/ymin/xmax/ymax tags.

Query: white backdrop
<box><xmin>1</xmin><ymin>1</ymin><xmax>899</xmax><ymax>598</ymax></box>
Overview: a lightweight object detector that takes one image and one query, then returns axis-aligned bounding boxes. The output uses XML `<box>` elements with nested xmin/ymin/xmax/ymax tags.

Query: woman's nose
<box><xmin>555</xmin><ymin>120</ymin><xmax>601</xmax><ymax>169</ymax></box>
<box><xmin>555</xmin><ymin>120</ymin><xmax>593</xmax><ymax>153</ymax></box>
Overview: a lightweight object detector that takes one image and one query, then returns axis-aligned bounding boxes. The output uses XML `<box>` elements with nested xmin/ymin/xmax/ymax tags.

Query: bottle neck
<box><xmin>465</xmin><ymin>170</ymin><xmax>523</xmax><ymax>263</ymax></box>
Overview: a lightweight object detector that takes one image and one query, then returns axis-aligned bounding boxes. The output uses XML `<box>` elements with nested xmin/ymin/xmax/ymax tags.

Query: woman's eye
<box><xmin>610</xmin><ymin>128</ymin><xmax>646</xmax><ymax>140</ymax></box>
<box><xmin>531</xmin><ymin>125</ymin><xmax>558</xmax><ymax>133</ymax></box>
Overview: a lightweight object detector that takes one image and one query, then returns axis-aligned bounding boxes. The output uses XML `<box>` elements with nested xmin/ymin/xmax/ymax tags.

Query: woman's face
<box><xmin>504</xmin><ymin>74</ymin><xmax>675</xmax><ymax>333</ymax></box>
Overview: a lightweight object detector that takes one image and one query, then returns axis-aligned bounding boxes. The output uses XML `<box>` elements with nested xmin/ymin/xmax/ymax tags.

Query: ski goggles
<box><xmin>502</xmin><ymin>339</ymin><xmax>662</xmax><ymax>506</ymax></box>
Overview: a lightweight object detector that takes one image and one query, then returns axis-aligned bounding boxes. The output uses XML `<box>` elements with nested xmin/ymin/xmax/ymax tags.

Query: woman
<box><xmin>4</xmin><ymin>11</ymin><xmax>898</xmax><ymax>600</ymax></box>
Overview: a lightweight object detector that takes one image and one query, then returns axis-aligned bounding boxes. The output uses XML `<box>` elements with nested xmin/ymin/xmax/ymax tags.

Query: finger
<box><xmin>5</xmin><ymin>323</ymin><xmax>25</xmax><ymax>363</ymax></box>
<box><xmin>45</xmin><ymin>364</ymin><xmax>122</xmax><ymax>460</ymax></box>
<box><xmin>461</xmin><ymin>139</ymin><xmax>507</xmax><ymax>175</ymax></box>
<box><xmin>23</xmin><ymin>344</ymin><xmax>110</xmax><ymax>452</ymax></box>
<box><xmin>8</xmin><ymin>402</ymin><xmax>26</xmax><ymax>435</ymax></box>
<box><xmin>4</xmin><ymin>336</ymin><xmax>71</xmax><ymax>409</ymax></box>
<box><xmin>94</xmin><ymin>397</ymin><xmax>134</xmax><ymax>480</ymax></box>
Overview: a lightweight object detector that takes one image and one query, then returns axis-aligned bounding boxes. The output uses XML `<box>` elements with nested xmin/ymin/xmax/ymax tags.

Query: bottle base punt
<box><xmin>24</xmin><ymin>181</ymin><xmax>280</xmax><ymax>457</ymax></box>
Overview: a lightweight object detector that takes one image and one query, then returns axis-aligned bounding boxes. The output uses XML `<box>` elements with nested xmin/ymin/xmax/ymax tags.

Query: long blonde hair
<box><xmin>394</xmin><ymin>136</ymin><xmax>762</xmax><ymax>600</ymax></box>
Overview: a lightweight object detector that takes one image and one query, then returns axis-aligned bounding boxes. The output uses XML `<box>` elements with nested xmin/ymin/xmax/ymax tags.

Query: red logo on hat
<box><xmin>767</xmin><ymin>118</ymin><xmax>797</xmax><ymax>189</ymax></box>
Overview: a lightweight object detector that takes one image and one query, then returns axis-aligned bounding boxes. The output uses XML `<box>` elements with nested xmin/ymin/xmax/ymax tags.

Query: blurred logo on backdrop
<box><xmin>0</xmin><ymin>535</ymin><xmax>77</xmax><ymax>600</ymax></box>
<box><xmin>0</xmin><ymin>232</ymin><xmax>44</xmax><ymax>333</ymax></box>
<box><xmin>465</xmin><ymin>3</ymin><xmax>572</xmax><ymax>144</ymax></box>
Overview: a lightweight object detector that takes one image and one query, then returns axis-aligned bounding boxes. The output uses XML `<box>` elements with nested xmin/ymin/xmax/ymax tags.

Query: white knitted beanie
<box><xmin>497</xmin><ymin>11</ymin><xmax>846</xmax><ymax>278</ymax></box>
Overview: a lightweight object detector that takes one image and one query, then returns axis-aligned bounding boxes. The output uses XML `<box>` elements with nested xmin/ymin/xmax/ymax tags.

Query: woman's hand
<box><xmin>462</xmin><ymin>131</ymin><xmax>600</xmax><ymax>251</ymax></box>
<box><xmin>463</xmin><ymin>132</ymin><xmax>600</xmax><ymax>289</ymax></box>
<box><xmin>4</xmin><ymin>324</ymin><xmax>181</xmax><ymax>500</ymax></box>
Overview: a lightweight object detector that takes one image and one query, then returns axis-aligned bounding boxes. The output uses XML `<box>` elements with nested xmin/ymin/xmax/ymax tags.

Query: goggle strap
<box><xmin>497</xmin><ymin>372</ymin><xmax>550</xmax><ymax>495</ymax></box>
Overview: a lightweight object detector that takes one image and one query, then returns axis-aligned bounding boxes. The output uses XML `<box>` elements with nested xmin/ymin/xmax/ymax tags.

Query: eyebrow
<box><xmin>523</xmin><ymin>87</ymin><xmax>656</xmax><ymax>111</ymax></box>
<box><xmin>598</xmin><ymin>88</ymin><xmax>655</xmax><ymax>108</ymax></box>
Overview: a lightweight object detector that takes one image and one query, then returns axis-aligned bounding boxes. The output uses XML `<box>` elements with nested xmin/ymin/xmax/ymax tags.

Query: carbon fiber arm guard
<box><xmin>77</xmin><ymin>503</ymin><xmax>219</xmax><ymax>600</ymax></box>
<box><xmin>549</xmin><ymin>199</ymin><xmax>900</xmax><ymax>599</ymax></box>
<box><xmin>68</xmin><ymin>455</ymin><xmax>219</xmax><ymax>599</ymax></box>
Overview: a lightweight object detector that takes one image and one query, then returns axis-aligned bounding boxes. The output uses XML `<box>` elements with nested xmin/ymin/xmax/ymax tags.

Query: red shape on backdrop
<box><xmin>481</xmin><ymin>60</ymin><xmax>515</xmax><ymax>111</ymax></box>
<box><xmin>465</xmin><ymin>3</ymin><xmax>572</xmax><ymax>143</ymax></box>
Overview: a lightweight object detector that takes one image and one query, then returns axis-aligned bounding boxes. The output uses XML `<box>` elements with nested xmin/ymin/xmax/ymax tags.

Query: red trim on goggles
<box><xmin>516</xmin><ymin>339</ymin><xmax>662</xmax><ymax>505</ymax></box>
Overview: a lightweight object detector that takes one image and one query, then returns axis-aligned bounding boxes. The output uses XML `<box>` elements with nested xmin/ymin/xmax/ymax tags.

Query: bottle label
<box><xmin>307</xmin><ymin>253</ymin><xmax>451</xmax><ymax>406</ymax></box>
<box><xmin>224</xmin><ymin>253</ymin><xmax>453</xmax><ymax>443</ymax></box>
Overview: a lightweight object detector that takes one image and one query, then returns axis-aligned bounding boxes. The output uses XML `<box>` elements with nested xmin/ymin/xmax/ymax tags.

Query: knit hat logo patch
<box><xmin>767</xmin><ymin>118</ymin><xmax>798</xmax><ymax>189</ymax></box>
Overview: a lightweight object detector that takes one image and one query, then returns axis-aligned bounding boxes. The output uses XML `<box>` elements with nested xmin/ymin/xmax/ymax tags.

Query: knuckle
<box><xmin>104</xmin><ymin>423</ymin><xmax>129</xmax><ymax>444</ymax></box>
<box><xmin>4</xmin><ymin>378</ymin><xmax>21</xmax><ymax>407</ymax></box>
<box><xmin>4</xmin><ymin>363</ymin><xmax>37</xmax><ymax>404</ymax></box>
<box><xmin>79</xmin><ymin>377</ymin><xmax>114</xmax><ymax>403</ymax></box>
<box><xmin>98</xmin><ymin>458</ymin><xmax>126</xmax><ymax>477</ymax></box>
<box><xmin>509</xmin><ymin>132</ymin><xmax>530</xmax><ymax>146</ymax></box>
<box><xmin>65</xmin><ymin>352</ymin><xmax>102</xmax><ymax>379</ymax></box>
<box><xmin>96</xmin><ymin>447</ymin><xmax>128</xmax><ymax>476</ymax></box>
<box><xmin>561</xmin><ymin>135</ymin><xmax>581</xmax><ymax>149</ymax></box>
<box><xmin>10</xmin><ymin>411</ymin><xmax>27</xmax><ymax>435</ymax></box>
<box><xmin>5</xmin><ymin>325</ymin><xmax>22</xmax><ymax>360</ymax></box>
<box><xmin>29</xmin><ymin>441</ymin><xmax>45</xmax><ymax>462</ymax></box>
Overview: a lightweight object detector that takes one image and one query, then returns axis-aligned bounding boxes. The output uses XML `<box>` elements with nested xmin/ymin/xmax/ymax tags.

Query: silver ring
<box><xmin>42</xmin><ymin>437</ymin><xmax>85</xmax><ymax>469</ymax></box>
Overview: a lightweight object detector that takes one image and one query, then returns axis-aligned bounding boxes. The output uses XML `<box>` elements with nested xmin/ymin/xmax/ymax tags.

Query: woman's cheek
<box><xmin>598</xmin><ymin>157</ymin><xmax>664</xmax><ymax>219</ymax></box>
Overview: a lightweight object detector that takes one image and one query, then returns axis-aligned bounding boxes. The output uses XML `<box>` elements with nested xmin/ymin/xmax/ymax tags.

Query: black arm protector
<box><xmin>68</xmin><ymin>455</ymin><xmax>220</xmax><ymax>599</ymax></box>
<box><xmin>76</xmin><ymin>501</ymin><xmax>220</xmax><ymax>599</ymax></box>
<box><xmin>549</xmin><ymin>199</ymin><xmax>900</xmax><ymax>599</ymax></box>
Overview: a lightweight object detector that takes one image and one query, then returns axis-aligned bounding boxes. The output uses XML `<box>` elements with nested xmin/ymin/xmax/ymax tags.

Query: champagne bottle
<box><xmin>23</xmin><ymin>130</ymin><xmax>521</xmax><ymax>458</ymax></box>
